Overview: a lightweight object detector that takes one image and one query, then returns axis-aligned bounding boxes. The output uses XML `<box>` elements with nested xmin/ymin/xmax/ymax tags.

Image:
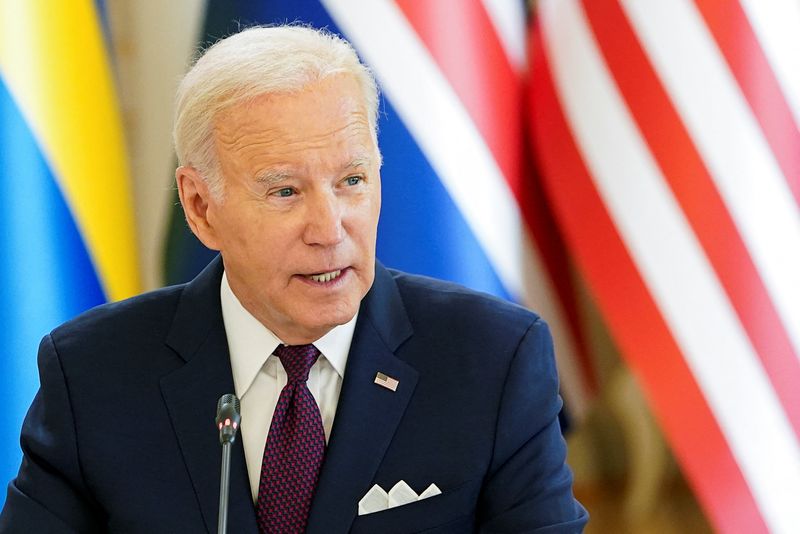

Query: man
<box><xmin>0</xmin><ymin>26</ymin><xmax>587</xmax><ymax>533</ymax></box>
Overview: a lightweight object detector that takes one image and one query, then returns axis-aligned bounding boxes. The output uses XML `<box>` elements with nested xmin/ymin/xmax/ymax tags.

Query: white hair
<box><xmin>173</xmin><ymin>25</ymin><xmax>380</xmax><ymax>198</ymax></box>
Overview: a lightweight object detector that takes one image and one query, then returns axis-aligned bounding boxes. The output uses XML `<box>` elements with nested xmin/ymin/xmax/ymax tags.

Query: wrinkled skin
<box><xmin>177</xmin><ymin>74</ymin><xmax>382</xmax><ymax>344</ymax></box>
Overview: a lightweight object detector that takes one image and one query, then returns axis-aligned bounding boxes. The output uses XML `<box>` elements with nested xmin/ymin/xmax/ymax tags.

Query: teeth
<box><xmin>308</xmin><ymin>269</ymin><xmax>342</xmax><ymax>283</ymax></box>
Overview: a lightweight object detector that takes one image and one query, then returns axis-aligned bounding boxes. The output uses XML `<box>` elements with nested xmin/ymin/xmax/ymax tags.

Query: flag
<box><xmin>164</xmin><ymin>0</ymin><xmax>597</xmax><ymax>420</ymax></box>
<box><xmin>529</xmin><ymin>0</ymin><xmax>800</xmax><ymax>532</ymax></box>
<box><xmin>0</xmin><ymin>0</ymin><xmax>140</xmax><ymax>503</ymax></box>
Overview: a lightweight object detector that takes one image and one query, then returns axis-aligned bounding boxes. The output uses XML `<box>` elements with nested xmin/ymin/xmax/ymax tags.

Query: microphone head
<box><xmin>216</xmin><ymin>394</ymin><xmax>240</xmax><ymax>421</ymax></box>
<box><xmin>215</xmin><ymin>394</ymin><xmax>241</xmax><ymax>445</ymax></box>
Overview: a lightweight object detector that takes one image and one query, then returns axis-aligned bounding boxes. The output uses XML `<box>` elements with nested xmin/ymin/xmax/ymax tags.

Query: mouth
<box><xmin>302</xmin><ymin>268</ymin><xmax>346</xmax><ymax>284</ymax></box>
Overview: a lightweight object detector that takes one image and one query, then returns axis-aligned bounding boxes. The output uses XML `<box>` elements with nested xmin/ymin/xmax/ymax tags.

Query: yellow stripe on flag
<box><xmin>0</xmin><ymin>0</ymin><xmax>140</xmax><ymax>301</ymax></box>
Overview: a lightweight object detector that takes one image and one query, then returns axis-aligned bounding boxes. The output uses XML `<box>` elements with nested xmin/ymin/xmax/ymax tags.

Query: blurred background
<box><xmin>2</xmin><ymin>1</ymin><xmax>799</xmax><ymax>532</ymax></box>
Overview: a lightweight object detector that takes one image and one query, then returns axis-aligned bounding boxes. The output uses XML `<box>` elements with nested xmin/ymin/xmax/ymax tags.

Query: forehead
<box><xmin>212</xmin><ymin>75</ymin><xmax>377</xmax><ymax>171</ymax></box>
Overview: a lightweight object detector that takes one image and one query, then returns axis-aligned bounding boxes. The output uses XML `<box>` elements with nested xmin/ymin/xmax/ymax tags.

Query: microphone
<box><xmin>215</xmin><ymin>394</ymin><xmax>241</xmax><ymax>534</ymax></box>
<box><xmin>215</xmin><ymin>393</ymin><xmax>241</xmax><ymax>445</ymax></box>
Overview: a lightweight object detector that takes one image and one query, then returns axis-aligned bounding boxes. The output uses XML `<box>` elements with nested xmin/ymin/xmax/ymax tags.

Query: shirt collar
<box><xmin>220</xmin><ymin>272</ymin><xmax>357</xmax><ymax>397</ymax></box>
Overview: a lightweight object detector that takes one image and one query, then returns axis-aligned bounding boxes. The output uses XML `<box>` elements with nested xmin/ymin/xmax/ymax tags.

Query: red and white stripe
<box><xmin>323</xmin><ymin>0</ymin><xmax>597</xmax><ymax>416</ymax></box>
<box><xmin>530</xmin><ymin>0</ymin><xmax>800</xmax><ymax>532</ymax></box>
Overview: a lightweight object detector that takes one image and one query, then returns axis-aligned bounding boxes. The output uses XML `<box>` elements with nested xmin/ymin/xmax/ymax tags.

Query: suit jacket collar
<box><xmin>164</xmin><ymin>255</ymin><xmax>226</xmax><ymax>362</ymax></box>
<box><xmin>161</xmin><ymin>257</ymin><xmax>416</xmax><ymax>534</ymax></box>
<box><xmin>161</xmin><ymin>256</ymin><xmax>259</xmax><ymax>533</ymax></box>
<box><xmin>306</xmin><ymin>263</ymin><xmax>417</xmax><ymax>534</ymax></box>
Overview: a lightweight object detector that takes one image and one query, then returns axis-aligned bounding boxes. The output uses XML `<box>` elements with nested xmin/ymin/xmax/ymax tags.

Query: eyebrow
<box><xmin>253</xmin><ymin>154</ymin><xmax>375</xmax><ymax>185</ymax></box>
<box><xmin>254</xmin><ymin>169</ymin><xmax>291</xmax><ymax>186</ymax></box>
<box><xmin>345</xmin><ymin>155</ymin><xmax>373</xmax><ymax>171</ymax></box>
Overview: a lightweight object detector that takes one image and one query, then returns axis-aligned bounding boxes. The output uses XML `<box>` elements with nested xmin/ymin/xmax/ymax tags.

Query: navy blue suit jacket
<box><xmin>1</xmin><ymin>257</ymin><xmax>587</xmax><ymax>533</ymax></box>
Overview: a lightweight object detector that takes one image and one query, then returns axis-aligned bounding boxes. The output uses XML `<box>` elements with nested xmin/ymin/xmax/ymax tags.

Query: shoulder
<box><xmin>46</xmin><ymin>283</ymin><xmax>188</xmax><ymax>365</ymax></box>
<box><xmin>388</xmin><ymin>268</ymin><xmax>544</xmax><ymax>338</ymax></box>
<box><xmin>384</xmin><ymin>269</ymin><xmax>551</xmax><ymax>379</ymax></box>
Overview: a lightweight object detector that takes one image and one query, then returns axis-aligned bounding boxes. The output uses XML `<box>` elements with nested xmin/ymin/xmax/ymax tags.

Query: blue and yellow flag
<box><xmin>0</xmin><ymin>0</ymin><xmax>140</xmax><ymax>500</ymax></box>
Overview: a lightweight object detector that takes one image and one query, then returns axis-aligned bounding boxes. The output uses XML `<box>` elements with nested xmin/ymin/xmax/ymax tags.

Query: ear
<box><xmin>175</xmin><ymin>166</ymin><xmax>221</xmax><ymax>250</ymax></box>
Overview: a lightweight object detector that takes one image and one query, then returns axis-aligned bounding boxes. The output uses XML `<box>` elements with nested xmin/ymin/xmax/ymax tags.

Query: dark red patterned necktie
<box><xmin>256</xmin><ymin>344</ymin><xmax>326</xmax><ymax>534</ymax></box>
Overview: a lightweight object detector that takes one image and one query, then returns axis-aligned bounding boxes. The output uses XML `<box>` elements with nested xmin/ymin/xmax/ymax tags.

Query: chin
<box><xmin>307</xmin><ymin>303</ymin><xmax>358</xmax><ymax>330</ymax></box>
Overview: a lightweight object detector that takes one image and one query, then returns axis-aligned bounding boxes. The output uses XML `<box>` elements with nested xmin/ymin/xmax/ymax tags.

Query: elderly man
<box><xmin>0</xmin><ymin>26</ymin><xmax>587</xmax><ymax>533</ymax></box>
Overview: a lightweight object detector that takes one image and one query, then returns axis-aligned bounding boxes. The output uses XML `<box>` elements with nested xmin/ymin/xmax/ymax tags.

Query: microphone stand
<box><xmin>215</xmin><ymin>394</ymin><xmax>241</xmax><ymax>534</ymax></box>
<box><xmin>218</xmin><ymin>439</ymin><xmax>233</xmax><ymax>534</ymax></box>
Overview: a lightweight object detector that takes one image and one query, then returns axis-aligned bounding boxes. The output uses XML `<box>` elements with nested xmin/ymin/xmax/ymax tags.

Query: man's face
<box><xmin>190</xmin><ymin>75</ymin><xmax>381</xmax><ymax>344</ymax></box>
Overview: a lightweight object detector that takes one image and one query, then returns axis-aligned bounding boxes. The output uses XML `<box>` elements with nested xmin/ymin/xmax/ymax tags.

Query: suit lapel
<box><xmin>306</xmin><ymin>264</ymin><xmax>417</xmax><ymax>534</ymax></box>
<box><xmin>160</xmin><ymin>257</ymin><xmax>259</xmax><ymax>534</ymax></box>
<box><xmin>159</xmin><ymin>259</ymin><xmax>413</xmax><ymax>534</ymax></box>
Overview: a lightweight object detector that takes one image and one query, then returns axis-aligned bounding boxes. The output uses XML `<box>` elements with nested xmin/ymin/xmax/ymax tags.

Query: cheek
<box><xmin>218</xmin><ymin>212</ymin><xmax>280</xmax><ymax>260</ymax></box>
<box><xmin>243</xmin><ymin>226</ymin><xmax>286</xmax><ymax>261</ymax></box>
<box><xmin>347</xmin><ymin>205</ymin><xmax>379</xmax><ymax>246</ymax></box>
<box><xmin>355</xmin><ymin>189</ymin><xmax>381</xmax><ymax>224</ymax></box>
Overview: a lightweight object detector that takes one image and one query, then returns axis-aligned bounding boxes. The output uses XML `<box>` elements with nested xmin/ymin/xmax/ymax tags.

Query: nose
<box><xmin>303</xmin><ymin>191</ymin><xmax>345</xmax><ymax>246</ymax></box>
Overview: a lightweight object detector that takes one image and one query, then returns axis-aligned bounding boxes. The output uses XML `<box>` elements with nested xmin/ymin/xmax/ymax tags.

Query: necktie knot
<box><xmin>274</xmin><ymin>344</ymin><xmax>320</xmax><ymax>383</ymax></box>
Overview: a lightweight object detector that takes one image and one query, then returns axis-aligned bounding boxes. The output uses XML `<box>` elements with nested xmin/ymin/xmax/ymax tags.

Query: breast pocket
<box><xmin>349</xmin><ymin>478</ymin><xmax>481</xmax><ymax>534</ymax></box>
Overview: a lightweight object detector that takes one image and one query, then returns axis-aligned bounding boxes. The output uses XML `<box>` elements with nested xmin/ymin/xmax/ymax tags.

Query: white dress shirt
<box><xmin>220</xmin><ymin>273</ymin><xmax>357</xmax><ymax>501</ymax></box>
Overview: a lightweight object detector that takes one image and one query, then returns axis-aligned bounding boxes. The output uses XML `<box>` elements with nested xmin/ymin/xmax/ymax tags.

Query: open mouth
<box><xmin>305</xmin><ymin>269</ymin><xmax>343</xmax><ymax>283</ymax></box>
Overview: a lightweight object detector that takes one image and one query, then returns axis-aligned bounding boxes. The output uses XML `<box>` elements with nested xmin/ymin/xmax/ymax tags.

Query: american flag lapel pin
<box><xmin>374</xmin><ymin>372</ymin><xmax>399</xmax><ymax>392</ymax></box>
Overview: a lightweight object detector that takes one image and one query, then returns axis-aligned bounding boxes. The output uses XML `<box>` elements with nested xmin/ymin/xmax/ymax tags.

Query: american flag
<box><xmin>530</xmin><ymin>1</ymin><xmax>800</xmax><ymax>532</ymax></box>
<box><xmin>314</xmin><ymin>0</ymin><xmax>597</xmax><ymax>419</ymax></box>
<box><xmin>374</xmin><ymin>372</ymin><xmax>400</xmax><ymax>392</ymax></box>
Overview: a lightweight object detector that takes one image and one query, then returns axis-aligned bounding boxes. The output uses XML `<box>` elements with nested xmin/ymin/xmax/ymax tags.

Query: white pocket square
<box><xmin>358</xmin><ymin>481</ymin><xmax>442</xmax><ymax>516</ymax></box>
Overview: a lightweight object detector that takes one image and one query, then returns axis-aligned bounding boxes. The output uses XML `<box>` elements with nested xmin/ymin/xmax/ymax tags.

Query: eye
<box><xmin>273</xmin><ymin>187</ymin><xmax>295</xmax><ymax>198</ymax></box>
<box><xmin>345</xmin><ymin>175</ymin><xmax>363</xmax><ymax>186</ymax></box>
